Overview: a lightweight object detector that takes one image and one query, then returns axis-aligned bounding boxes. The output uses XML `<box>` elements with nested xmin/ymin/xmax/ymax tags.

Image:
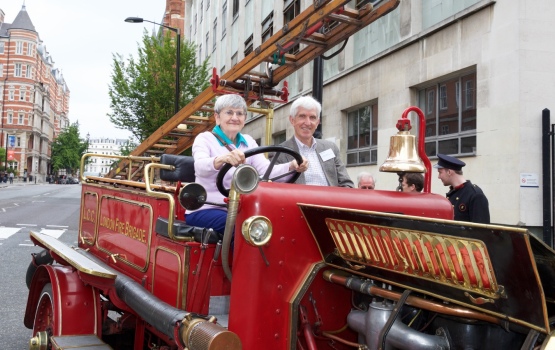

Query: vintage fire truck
<box><xmin>24</xmin><ymin>0</ymin><xmax>555</xmax><ymax>349</ymax></box>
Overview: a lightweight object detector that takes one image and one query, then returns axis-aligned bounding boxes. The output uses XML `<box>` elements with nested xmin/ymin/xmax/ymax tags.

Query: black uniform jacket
<box><xmin>446</xmin><ymin>180</ymin><xmax>490</xmax><ymax>224</ymax></box>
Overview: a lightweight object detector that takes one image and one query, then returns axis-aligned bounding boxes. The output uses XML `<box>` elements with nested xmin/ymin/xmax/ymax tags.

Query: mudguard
<box><xmin>24</xmin><ymin>264</ymin><xmax>101</xmax><ymax>336</ymax></box>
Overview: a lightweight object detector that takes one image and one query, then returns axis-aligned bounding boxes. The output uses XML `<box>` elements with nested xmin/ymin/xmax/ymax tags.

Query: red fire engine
<box><xmin>24</xmin><ymin>1</ymin><xmax>555</xmax><ymax>349</ymax></box>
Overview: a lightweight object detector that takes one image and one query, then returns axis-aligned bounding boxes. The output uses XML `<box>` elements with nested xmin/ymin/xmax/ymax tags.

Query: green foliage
<box><xmin>108</xmin><ymin>31</ymin><xmax>210</xmax><ymax>142</ymax></box>
<box><xmin>119</xmin><ymin>139</ymin><xmax>138</xmax><ymax>156</ymax></box>
<box><xmin>51</xmin><ymin>122</ymin><xmax>89</xmax><ymax>175</ymax></box>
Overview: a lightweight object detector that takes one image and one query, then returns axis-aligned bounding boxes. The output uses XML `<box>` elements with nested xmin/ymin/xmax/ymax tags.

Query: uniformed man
<box><xmin>434</xmin><ymin>154</ymin><xmax>490</xmax><ymax>224</ymax></box>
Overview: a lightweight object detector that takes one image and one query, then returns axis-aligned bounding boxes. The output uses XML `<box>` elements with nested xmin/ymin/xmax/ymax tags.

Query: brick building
<box><xmin>0</xmin><ymin>5</ymin><xmax>70</xmax><ymax>182</ymax></box>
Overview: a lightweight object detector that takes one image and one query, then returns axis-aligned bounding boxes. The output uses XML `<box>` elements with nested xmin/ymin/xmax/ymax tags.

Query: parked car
<box><xmin>67</xmin><ymin>177</ymin><xmax>80</xmax><ymax>184</ymax></box>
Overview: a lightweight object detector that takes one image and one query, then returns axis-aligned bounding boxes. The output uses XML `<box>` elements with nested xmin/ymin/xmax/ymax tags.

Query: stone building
<box><xmin>0</xmin><ymin>5</ymin><xmax>70</xmax><ymax>182</ymax></box>
<box><xmin>183</xmin><ymin>0</ymin><xmax>555</xmax><ymax>233</ymax></box>
<box><xmin>84</xmin><ymin>138</ymin><xmax>129</xmax><ymax>177</ymax></box>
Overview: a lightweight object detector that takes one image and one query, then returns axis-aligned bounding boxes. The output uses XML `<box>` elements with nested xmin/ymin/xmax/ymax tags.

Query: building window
<box><xmin>28</xmin><ymin>43</ymin><xmax>35</xmax><ymax>56</ymax></box>
<box><xmin>0</xmin><ymin>63</ymin><xmax>3</xmax><ymax>77</ymax></box>
<box><xmin>206</xmin><ymin>32</ymin><xmax>210</xmax><ymax>59</ymax></box>
<box><xmin>232</xmin><ymin>0</ymin><xmax>239</xmax><ymax>19</ymax></box>
<box><xmin>8</xmin><ymin>112</ymin><xmax>13</xmax><ymax>124</ymax></box>
<box><xmin>9</xmin><ymin>89</ymin><xmax>14</xmax><ymax>101</ymax></box>
<box><xmin>199</xmin><ymin>44</ymin><xmax>202</xmax><ymax>63</ymax></box>
<box><xmin>222</xmin><ymin>2</ymin><xmax>227</xmax><ymax>38</ymax></box>
<box><xmin>283</xmin><ymin>0</ymin><xmax>300</xmax><ymax>54</ymax></box>
<box><xmin>244</xmin><ymin>34</ymin><xmax>253</xmax><ymax>57</ymax></box>
<box><xmin>19</xmin><ymin>87</ymin><xmax>25</xmax><ymax>101</ymax></box>
<box><xmin>200</xmin><ymin>1</ymin><xmax>203</xmax><ymax>22</ymax></box>
<box><xmin>261</xmin><ymin>12</ymin><xmax>274</xmax><ymax>43</ymax></box>
<box><xmin>207</xmin><ymin>0</ymin><xmax>210</xmax><ymax>9</ymax></box>
<box><xmin>18</xmin><ymin>113</ymin><xmax>24</xmax><ymax>125</ymax></box>
<box><xmin>0</xmin><ymin>42</ymin><xmax>4</xmax><ymax>54</ymax></box>
<box><xmin>273</xmin><ymin>132</ymin><xmax>286</xmax><ymax>145</ymax></box>
<box><xmin>17</xmin><ymin>137</ymin><xmax>21</xmax><ymax>147</ymax></box>
<box><xmin>213</xmin><ymin>19</ymin><xmax>218</xmax><ymax>51</ymax></box>
<box><xmin>26</xmin><ymin>65</ymin><xmax>32</xmax><ymax>78</ymax></box>
<box><xmin>347</xmin><ymin>102</ymin><xmax>379</xmax><ymax>165</ymax></box>
<box><xmin>418</xmin><ymin>71</ymin><xmax>477</xmax><ymax>157</ymax></box>
<box><xmin>194</xmin><ymin>14</ymin><xmax>197</xmax><ymax>34</ymax></box>
<box><xmin>231</xmin><ymin>52</ymin><xmax>238</xmax><ymax>67</ymax></box>
<box><xmin>16</xmin><ymin>41</ymin><xmax>23</xmax><ymax>54</ymax></box>
<box><xmin>15</xmin><ymin>63</ymin><xmax>22</xmax><ymax>77</ymax></box>
<box><xmin>439</xmin><ymin>84</ymin><xmax>447</xmax><ymax>110</ymax></box>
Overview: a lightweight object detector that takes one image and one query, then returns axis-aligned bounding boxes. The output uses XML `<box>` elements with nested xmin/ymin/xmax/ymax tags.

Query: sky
<box><xmin>1</xmin><ymin>0</ymin><xmax>168</xmax><ymax>140</ymax></box>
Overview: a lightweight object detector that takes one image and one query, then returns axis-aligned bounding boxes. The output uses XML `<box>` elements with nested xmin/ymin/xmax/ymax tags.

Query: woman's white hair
<box><xmin>214</xmin><ymin>94</ymin><xmax>247</xmax><ymax>114</ymax></box>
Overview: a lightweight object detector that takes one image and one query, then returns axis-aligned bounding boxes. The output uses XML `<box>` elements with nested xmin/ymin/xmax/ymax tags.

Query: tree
<box><xmin>108</xmin><ymin>31</ymin><xmax>210</xmax><ymax>142</ymax></box>
<box><xmin>51</xmin><ymin>122</ymin><xmax>89</xmax><ymax>175</ymax></box>
<box><xmin>119</xmin><ymin>139</ymin><xmax>138</xmax><ymax>156</ymax></box>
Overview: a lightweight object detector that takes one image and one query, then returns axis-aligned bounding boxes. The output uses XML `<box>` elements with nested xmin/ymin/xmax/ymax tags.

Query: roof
<box><xmin>10</xmin><ymin>5</ymin><xmax>36</xmax><ymax>32</ymax></box>
<box><xmin>0</xmin><ymin>4</ymin><xmax>36</xmax><ymax>36</ymax></box>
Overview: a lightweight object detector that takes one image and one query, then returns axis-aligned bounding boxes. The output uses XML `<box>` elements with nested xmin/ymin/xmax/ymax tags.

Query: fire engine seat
<box><xmin>157</xmin><ymin>154</ymin><xmax>224</xmax><ymax>244</ymax></box>
<box><xmin>159</xmin><ymin>154</ymin><xmax>196</xmax><ymax>183</ymax></box>
<box><xmin>155</xmin><ymin>217</ymin><xmax>223</xmax><ymax>243</ymax></box>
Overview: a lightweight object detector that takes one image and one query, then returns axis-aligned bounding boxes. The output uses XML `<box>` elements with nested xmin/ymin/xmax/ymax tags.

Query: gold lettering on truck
<box><xmin>99</xmin><ymin>215</ymin><xmax>147</xmax><ymax>243</ymax></box>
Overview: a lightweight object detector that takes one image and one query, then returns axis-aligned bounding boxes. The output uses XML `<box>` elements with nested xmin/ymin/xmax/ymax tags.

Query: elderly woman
<box><xmin>186</xmin><ymin>94</ymin><xmax>308</xmax><ymax>233</ymax></box>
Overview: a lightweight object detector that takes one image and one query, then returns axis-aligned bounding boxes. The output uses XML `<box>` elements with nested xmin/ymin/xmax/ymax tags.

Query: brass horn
<box><xmin>380</xmin><ymin>130</ymin><xmax>426</xmax><ymax>173</ymax></box>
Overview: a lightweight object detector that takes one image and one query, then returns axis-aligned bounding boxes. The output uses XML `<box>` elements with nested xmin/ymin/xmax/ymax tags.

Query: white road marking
<box><xmin>19</xmin><ymin>244</ymin><xmax>35</xmax><ymax>247</ymax></box>
<box><xmin>46</xmin><ymin>225</ymin><xmax>68</xmax><ymax>228</ymax></box>
<box><xmin>0</xmin><ymin>227</ymin><xmax>21</xmax><ymax>239</ymax></box>
<box><xmin>39</xmin><ymin>228</ymin><xmax>66</xmax><ymax>239</ymax></box>
<box><xmin>0</xmin><ymin>227</ymin><xmax>66</xmax><ymax>241</ymax></box>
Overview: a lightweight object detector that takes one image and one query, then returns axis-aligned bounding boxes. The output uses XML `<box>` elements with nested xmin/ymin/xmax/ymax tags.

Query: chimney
<box><xmin>0</xmin><ymin>9</ymin><xmax>5</xmax><ymax>27</ymax></box>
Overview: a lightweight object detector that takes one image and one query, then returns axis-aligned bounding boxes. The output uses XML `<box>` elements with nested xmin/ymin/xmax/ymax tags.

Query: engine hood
<box><xmin>298</xmin><ymin>203</ymin><xmax>554</xmax><ymax>334</ymax></box>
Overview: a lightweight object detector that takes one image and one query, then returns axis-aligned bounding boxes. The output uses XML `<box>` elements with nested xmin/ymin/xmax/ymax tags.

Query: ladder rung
<box><xmin>327</xmin><ymin>13</ymin><xmax>362</xmax><ymax>26</ymax></box>
<box><xmin>152</xmin><ymin>144</ymin><xmax>177</xmax><ymax>149</ymax></box>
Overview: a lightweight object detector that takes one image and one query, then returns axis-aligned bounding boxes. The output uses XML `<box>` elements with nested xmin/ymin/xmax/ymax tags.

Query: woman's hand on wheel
<box><xmin>214</xmin><ymin>150</ymin><xmax>245</xmax><ymax>169</ymax></box>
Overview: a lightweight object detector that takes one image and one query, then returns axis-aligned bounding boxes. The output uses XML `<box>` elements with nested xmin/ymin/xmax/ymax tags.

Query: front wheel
<box><xmin>33</xmin><ymin>283</ymin><xmax>58</xmax><ymax>339</ymax></box>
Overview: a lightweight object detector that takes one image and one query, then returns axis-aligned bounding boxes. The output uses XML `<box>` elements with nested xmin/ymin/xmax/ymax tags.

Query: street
<box><xmin>0</xmin><ymin>183</ymin><xmax>81</xmax><ymax>349</ymax></box>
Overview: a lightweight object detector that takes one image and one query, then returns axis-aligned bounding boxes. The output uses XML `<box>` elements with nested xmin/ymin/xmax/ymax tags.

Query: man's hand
<box><xmin>289</xmin><ymin>156</ymin><xmax>309</xmax><ymax>172</ymax></box>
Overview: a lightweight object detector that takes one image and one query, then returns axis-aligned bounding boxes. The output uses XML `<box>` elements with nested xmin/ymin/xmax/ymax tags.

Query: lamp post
<box><xmin>125</xmin><ymin>17</ymin><xmax>181</xmax><ymax>115</ymax></box>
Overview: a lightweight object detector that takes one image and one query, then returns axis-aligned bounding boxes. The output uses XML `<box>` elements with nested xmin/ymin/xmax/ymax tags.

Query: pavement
<box><xmin>0</xmin><ymin>179</ymin><xmax>45</xmax><ymax>188</ymax></box>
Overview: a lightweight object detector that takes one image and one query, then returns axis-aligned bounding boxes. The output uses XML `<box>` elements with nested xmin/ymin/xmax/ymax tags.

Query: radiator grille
<box><xmin>325</xmin><ymin>218</ymin><xmax>500</xmax><ymax>298</ymax></box>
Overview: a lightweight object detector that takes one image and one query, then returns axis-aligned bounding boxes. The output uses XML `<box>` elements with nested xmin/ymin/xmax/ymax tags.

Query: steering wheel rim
<box><xmin>216</xmin><ymin>146</ymin><xmax>303</xmax><ymax>197</ymax></box>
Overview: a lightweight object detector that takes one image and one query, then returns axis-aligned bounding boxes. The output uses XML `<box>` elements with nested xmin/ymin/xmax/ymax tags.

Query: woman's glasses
<box><xmin>220</xmin><ymin>110</ymin><xmax>245</xmax><ymax>117</ymax></box>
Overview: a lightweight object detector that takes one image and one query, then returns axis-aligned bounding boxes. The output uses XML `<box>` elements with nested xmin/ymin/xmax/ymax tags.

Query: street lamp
<box><xmin>125</xmin><ymin>17</ymin><xmax>181</xmax><ymax>115</ymax></box>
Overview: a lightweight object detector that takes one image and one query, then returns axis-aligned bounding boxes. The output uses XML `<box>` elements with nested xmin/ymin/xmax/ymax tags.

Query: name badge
<box><xmin>319</xmin><ymin>148</ymin><xmax>335</xmax><ymax>162</ymax></box>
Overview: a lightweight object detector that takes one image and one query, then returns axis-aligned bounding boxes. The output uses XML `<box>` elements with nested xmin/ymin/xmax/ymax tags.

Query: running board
<box><xmin>30</xmin><ymin>231</ymin><xmax>116</xmax><ymax>280</ymax></box>
<box><xmin>50</xmin><ymin>334</ymin><xmax>112</xmax><ymax>349</ymax></box>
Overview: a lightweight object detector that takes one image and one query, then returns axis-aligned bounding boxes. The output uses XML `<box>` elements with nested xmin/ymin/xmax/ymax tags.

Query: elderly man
<box><xmin>357</xmin><ymin>172</ymin><xmax>375</xmax><ymax>189</ymax></box>
<box><xmin>434</xmin><ymin>154</ymin><xmax>490</xmax><ymax>224</ymax></box>
<box><xmin>275</xmin><ymin>96</ymin><xmax>354</xmax><ymax>187</ymax></box>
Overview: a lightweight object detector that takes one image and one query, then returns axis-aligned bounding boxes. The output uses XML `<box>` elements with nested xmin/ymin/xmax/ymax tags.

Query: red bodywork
<box><xmin>25</xmin><ymin>178</ymin><xmax>452</xmax><ymax>349</ymax></box>
<box><xmin>229</xmin><ymin>182</ymin><xmax>452</xmax><ymax>349</ymax></box>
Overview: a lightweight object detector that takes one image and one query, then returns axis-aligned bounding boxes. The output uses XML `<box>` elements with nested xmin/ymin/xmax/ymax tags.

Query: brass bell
<box><xmin>380</xmin><ymin>131</ymin><xmax>426</xmax><ymax>173</ymax></box>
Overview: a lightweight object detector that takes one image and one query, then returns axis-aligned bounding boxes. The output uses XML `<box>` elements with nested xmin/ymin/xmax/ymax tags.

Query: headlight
<box><xmin>241</xmin><ymin>216</ymin><xmax>272</xmax><ymax>246</ymax></box>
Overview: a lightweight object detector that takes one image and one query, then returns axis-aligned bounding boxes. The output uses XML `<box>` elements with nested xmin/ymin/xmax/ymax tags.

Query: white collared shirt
<box><xmin>294</xmin><ymin>136</ymin><xmax>329</xmax><ymax>186</ymax></box>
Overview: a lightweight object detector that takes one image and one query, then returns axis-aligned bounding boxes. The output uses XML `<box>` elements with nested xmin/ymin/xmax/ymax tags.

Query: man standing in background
<box><xmin>434</xmin><ymin>154</ymin><xmax>490</xmax><ymax>224</ymax></box>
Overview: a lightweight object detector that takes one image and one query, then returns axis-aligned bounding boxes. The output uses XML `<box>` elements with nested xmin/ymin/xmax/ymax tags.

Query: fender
<box><xmin>24</xmin><ymin>264</ymin><xmax>101</xmax><ymax>336</ymax></box>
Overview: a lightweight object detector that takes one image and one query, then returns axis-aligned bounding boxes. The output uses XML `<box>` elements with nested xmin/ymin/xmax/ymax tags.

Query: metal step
<box><xmin>51</xmin><ymin>334</ymin><xmax>112</xmax><ymax>349</ymax></box>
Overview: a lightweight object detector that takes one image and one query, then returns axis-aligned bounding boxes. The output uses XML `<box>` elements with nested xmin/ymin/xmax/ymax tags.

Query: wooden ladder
<box><xmin>107</xmin><ymin>0</ymin><xmax>400</xmax><ymax>181</ymax></box>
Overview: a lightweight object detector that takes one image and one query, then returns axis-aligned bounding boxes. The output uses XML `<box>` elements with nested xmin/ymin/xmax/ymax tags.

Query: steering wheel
<box><xmin>216</xmin><ymin>146</ymin><xmax>303</xmax><ymax>197</ymax></box>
